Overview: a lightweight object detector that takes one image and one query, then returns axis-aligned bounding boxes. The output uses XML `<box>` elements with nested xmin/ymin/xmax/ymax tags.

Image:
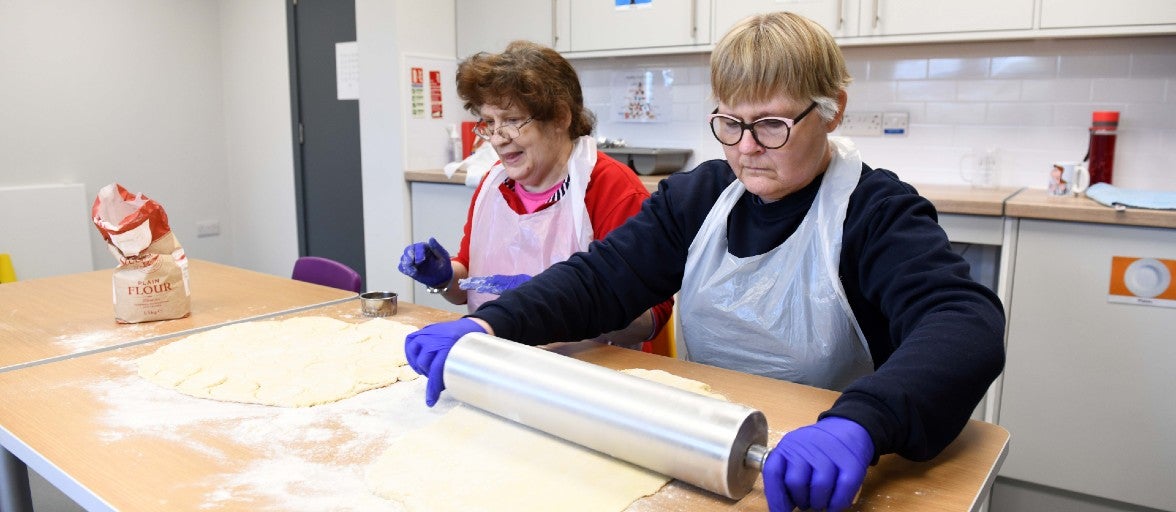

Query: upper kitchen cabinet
<box><xmin>714</xmin><ymin>0</ymin><xmax>1034</xmax><ymax>44</ymax></box>
<box><xmin>563</xmin><ymin>0</ymin><xmax>712</xmax><ymax>54</ymax></box>
<box><xmin>1040</xmin><ymin>0</ymin><xmax>1176</xmax><ymax>32</ymax></box>
<box><xmin>466</xmin><ymin>0</ymin><xmax>1176</xmax><ymax>60</ymax></box>
<box><xmin>714</xmin><ymin>0</ymin><xmax>854</xmax><ymax>38</ymax></box>
<box><xmin>857</xmin><ymin>0</ymin><xmax>1034</xmax><ymax>39</ymax></box>
<box><xmin>456</xmin><ymin>0</ymin><xmax>567</xmax><ymax>58</ymax></box>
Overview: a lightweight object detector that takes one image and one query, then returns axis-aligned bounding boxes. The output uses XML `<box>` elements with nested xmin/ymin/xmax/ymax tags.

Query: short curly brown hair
<box><xmin>456</xmin><ymin>40</ymin><xmax>595</xmax><ymax>138</ymax></box>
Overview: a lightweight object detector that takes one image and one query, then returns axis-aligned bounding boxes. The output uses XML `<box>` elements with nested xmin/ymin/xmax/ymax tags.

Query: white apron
<box><xmin>466</xmin><ymin>136</ymin><xmax>597</xmax><ymax>312</ymax></box>
<box><xmin>676</xmin><ymin>137</ymin><xmax>873</xmax><ymax>391</ymax></box>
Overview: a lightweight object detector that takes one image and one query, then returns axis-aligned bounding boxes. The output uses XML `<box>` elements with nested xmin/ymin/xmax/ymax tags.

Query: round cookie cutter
<box><xmin>359</xmin><ymin>291</ymin><xmax>398</xmax><ymax>317</ymax></box>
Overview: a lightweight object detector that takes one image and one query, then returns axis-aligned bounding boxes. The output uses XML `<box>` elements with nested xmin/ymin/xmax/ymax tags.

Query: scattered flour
<box><xmin>54</xmin><ymin>322</ymin><xmax>152</xmax><ymax>352</ymax></box>
<box><xmin>88</xmin><ymin>351</ymin><xmax>770</xmax><ymax>511</ymax></box>
<box><xmin>90</xmin><ymin>356</ymin><xmax>455</xmax><ymax>511</ymax></box>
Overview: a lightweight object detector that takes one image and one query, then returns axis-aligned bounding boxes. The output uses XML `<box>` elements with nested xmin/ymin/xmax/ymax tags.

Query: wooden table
<box><xmin>0</xmin><ymin>259</ymin><xmax>357</xmax><ymax>372</ymax></box>
<box><xmin>0</xmin><ymin>300</ymin><xmax>1009</xmax><ymax>512</ymax></box>
<box><xmin>0</xmin><ymin>260</ymin><xmax>358</xmax><ymax>511</ymax></box>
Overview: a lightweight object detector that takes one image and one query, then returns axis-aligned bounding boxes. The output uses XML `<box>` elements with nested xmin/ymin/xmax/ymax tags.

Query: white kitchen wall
<box><xmin>0</xmin><ymin>0</ymin><xmax>447</xmax><ymax>284</ymax></box>
<box><xmin>575</xmin><ymin>35</ymin><xmax>1176</xmax><ymax>192</ymax></box>
<box><xmin>220</xmin><ymin>0</ymin><xmax>300</xmax><ymax>278</ymax></box>
<box><xmin>356</xmin><ymin>0</ymin><xmax>458</xmax><ymax>293</ymax></box>
<box><xmin>0</xmin><ymin>0</ymin><xmax>236</xmax><ymax>274</ymax></box>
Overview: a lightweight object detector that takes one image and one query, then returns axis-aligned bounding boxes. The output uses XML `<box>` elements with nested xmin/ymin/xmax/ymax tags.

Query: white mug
<box><xmin>1049</xmin><ymin>161</ymin><xmax>1090</xmax><ymax>196</ymax></box>
<box><xmin>959</xmin><ymin>148</ymin><xmax>1000</xmax><ymax>189</ymax></box>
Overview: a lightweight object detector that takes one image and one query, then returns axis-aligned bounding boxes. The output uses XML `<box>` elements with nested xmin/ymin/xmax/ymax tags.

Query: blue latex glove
<box><xmin>459</xmin><ymin>274</ymin><xmax>532</xmax><ymax>295</ymax></box>
<box><xmin>763</xmin><ymin>417</ymin><xmax>873</xmax><ymax>512</ymax></box>
<box><xmin>397</xmin><ymin>237</ymin><xmax>453</xmax><ymax>288</ymax></box>
<box><xmin>403</xmin><ymin>318</ymin><xmax>486</xmax><ymax>407</ymax></box>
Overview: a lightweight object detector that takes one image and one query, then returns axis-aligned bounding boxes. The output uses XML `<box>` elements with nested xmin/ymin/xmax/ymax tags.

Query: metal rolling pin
<box><xmin>444</xmin><ymin>333</ymin><xmax>769</xmax><ymax>499</ymax></box>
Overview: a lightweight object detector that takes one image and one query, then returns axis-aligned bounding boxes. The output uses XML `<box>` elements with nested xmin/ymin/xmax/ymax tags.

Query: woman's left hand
<box><xmin>404</xmin><ymin>318</ymin><xmax>487</xmax><ymax>406</ymax></box>
<box><xmin>762</xmin><ymin>416</ymin><xmax>873</xmax><ymax>512</ymax></box>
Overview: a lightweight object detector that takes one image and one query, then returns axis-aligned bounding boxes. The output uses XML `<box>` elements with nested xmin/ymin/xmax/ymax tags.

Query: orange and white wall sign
<box><xmin>1108</xmin><ymin>256</ymin><xmax>1176</xmax><ymax>308</ymax></box>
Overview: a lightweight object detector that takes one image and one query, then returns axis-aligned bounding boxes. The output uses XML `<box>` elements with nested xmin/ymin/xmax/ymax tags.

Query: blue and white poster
<box><xmin>615</xmin><ymin>0</ymin><xmax>653</xmax><ymax>9</ymax></box>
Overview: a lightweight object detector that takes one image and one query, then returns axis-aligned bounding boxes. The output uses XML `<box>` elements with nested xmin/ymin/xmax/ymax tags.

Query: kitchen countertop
<box><xmin>1005</xmin><ymin>188</ymin><xmax>1176</xmax><ymax>229</ymax></box>
<box><xmin>405</xmin><ymin>169</ymin><xmax>1176</xmax><ymax>228</ymax></box>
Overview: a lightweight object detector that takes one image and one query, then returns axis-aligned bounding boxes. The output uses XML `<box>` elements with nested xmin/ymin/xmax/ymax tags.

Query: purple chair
<box><xmin>291</xmin><ymin>256</ymin><xmax>362</xmax><ymax>293</ymax></box>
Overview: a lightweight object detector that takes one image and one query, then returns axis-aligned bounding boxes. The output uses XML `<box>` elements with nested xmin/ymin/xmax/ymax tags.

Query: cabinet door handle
<box><xmin>837</xmin><ymin>0</ymin><xmax>844</xmax><ymax>30</ymax></box>
<box><xmin>873</xmin><ymin>0</ymin><xmax>881</xmax><ymax>30</ymax></box>
<box><xmin>550</xmin><ymin>0</ymin><xmax>558</xmax><ymax>46</ymax></box>
<box><xmin>690</xmin><ymin>0</ymin><xmax>698</xmax><ymax>40</ymax></box>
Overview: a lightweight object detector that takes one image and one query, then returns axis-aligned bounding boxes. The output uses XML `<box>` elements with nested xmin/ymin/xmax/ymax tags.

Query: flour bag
<box><xmin>92</xmin><ymin>183</ymin><xmax>190</xmax><ymax>323</ymax></box>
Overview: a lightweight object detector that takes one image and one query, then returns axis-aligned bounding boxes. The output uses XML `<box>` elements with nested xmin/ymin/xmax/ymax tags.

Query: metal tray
<box><xmin>600</xmin><ymin>147</ymin><xmax>693</xmax><ymax>175</ymax></box>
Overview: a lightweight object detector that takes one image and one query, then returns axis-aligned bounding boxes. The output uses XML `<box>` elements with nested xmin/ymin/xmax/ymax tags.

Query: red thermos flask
<box><xmin>1086</xmin><ymin>111</ymin><xmax>1118</xmax><ymax>186</ymax></box>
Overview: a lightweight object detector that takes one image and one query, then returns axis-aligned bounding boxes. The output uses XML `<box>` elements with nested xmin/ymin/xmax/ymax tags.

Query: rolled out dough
<box><xmin>365</xmin><ymin>368</ymin><xmax>726</xmax><ymax>511</ymax></box>
<box><xmin>137</xmin><ymin>316</ymin><xmax>420</xmax><ymax>407</ymax></box>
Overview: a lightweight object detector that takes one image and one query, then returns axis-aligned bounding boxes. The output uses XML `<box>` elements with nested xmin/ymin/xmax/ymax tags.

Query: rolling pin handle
<box><xmin>745</xmin><ymin>443</ymin><xmax>769</xmax><ymax>471</ymax></box>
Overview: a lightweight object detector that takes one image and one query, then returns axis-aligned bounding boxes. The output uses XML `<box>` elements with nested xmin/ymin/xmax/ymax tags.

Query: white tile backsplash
<box><xmin>925</xmin><ymin>102</ymin><xmax>988</xmax><ymax>124</ymax></box>
<box><xmin>956</xmin><ymin>80</ymin><xmax>1022</xmax><ymax>102</ymax></box>
<box><xmin>896</xmin><ymin>80</ymin><xmax>958</xmax><ymax>101</ymax></box>
<box><xmin>1122</xmin><ymin>101</ymin><xmax>1176</xmax><ymax>130</ymax></box>
<box><xmin>574</xmin><ymin>35</ymin><xmax>1176</xmax><ymax>191</ymax></box>
<box><xmin>1091</xmin><ymin>78</ymin><xmax>1167</xmax><ymax>102</ymax></box>
<box><xmin>1020</xmin><ymin>78</ymin><xmax>1092</xmax><ymax>102</ymax></box>
<box><xmin>928</xmin><ymin>57</ymin><xmax>990</xmax><ymax>80</ymax></box>
<box><xmin>870</xmin><ymin>59</ymin><xmax>930</xmax><ymax>81</ymax></box>
<box><xmin>846</xmin><ymin>81</ymin><xmax>897</xmax><ymax>102</ymax></box>
<box><xmin>1059</xmin><ymin>53</ymin><xmax>1130</xmax><ymax>78</ymax></box>
<box><xmin>986</xmin><ymin>102</ymin><xmax>1054</xmax><ymax>126</ymax></box>
<box><xmin>990</xmin><ymin>55</ymin><xmax>1059</xmax><ymax>79</ymax></box>
<box><xmin>1131</xmin><ymin>50</ymin><xmax>1176</xmax><ymax>78</ymax></box>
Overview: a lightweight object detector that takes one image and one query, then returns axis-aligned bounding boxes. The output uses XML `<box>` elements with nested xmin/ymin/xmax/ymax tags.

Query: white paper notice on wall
<box><xmin>336</xmin><ymin>41</ymin><xmax>359</xmax><ymax>100</ymax></box>
<box><xmin>403</xmin><ymin>55</ymin><xmax>462</xmax><ymax>171</ymax></box>
<box><xmin>611</xmin><ymin>69</ymin><xmax>674</xmax><ymax>123</ymax></box>
<box><xmin>1108</xmin><ymin>256</ymin><xmax>1176</xmax><ymax>309</ymax></box>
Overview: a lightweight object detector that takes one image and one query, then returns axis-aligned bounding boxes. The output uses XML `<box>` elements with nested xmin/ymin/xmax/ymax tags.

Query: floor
<box><xmin>29</xmin><ymin>468</ymin><xmax>85</xmax><ymax>512</ymax></box>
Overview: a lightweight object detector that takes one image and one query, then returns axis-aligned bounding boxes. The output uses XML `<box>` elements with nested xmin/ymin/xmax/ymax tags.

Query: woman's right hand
<box><xmin>397</xmin><ymin>237</ymin><xmax>454</xmax><ymax>288</ymax></box>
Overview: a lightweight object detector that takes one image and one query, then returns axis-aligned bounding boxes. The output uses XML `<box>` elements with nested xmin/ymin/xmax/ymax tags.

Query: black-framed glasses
<box><xmin>473</xmin><ymin>117</ymin><xmax>534</xmax><ymax>141</ymax></box>
<box><xmin>708</xmin><ymin>102</ymin><xmax>818</xmax><ymax>149</ymax></box>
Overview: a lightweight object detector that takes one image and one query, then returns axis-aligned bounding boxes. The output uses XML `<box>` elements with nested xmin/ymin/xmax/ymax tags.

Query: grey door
<box><xmin>288</xmin><ymin>0</ymin><xmax>366</xmax><ymax>287</ymax></box>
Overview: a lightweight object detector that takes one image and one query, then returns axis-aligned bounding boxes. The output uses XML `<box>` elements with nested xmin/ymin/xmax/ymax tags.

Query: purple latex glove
<box><xmin>403</xmin><ymin>318</ymin><xmax>486</xmax><ymax>407</ymax></box>
<box><xmin>458</xmin><ymin>274</ymin><xmax>532</xmax><ymax>295</ymax></box>
<box><xmin>397</xmin><ymin>237</ymin><xmax>453</xmax><ymax>288</ymax></box>
<box><xmin>763</xmin><ymin>417</ymin><xmax>873</xmax><ymax>512</ymax></box>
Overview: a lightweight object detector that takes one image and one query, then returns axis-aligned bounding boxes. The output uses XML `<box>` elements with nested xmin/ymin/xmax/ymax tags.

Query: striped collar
<box><xmin>503</xmin><ymin>175</ymin><xmax>572</xmax><ymax>205</ymax></box>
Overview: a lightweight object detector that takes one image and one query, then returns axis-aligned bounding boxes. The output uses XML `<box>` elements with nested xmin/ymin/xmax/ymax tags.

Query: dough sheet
<box><xmin>137</xmin><ymin>316</ymin><xmax>420</xmax><ymax>407</ymax></box>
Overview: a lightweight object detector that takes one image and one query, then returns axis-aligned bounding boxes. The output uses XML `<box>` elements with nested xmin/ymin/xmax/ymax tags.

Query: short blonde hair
<box><xmin>710</xmin><ymin>12</ymin><xmax>851</xmax><ymax>120</ymax></box>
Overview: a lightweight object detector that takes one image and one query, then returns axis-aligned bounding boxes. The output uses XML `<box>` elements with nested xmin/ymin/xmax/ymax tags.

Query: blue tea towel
<box><xmin>1085</xmin><ymin>183</ymin><xmax>1176</xmax><ymax>211</ymax></box>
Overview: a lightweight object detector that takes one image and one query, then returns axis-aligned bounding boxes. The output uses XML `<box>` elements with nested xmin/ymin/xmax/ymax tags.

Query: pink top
<box><xmin>514</xmin><ymin>180</ymin><xmax>565</xmax><ymax>213</ymax></box>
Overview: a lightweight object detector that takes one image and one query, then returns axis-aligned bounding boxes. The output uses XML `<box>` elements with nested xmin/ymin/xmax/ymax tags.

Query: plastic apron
<box><xmin>466</xmin><ymin>136</ymin><xmax>596</xmax><ymax>312</ymax></box>
<box><xmin>676</xmin><ymin>137</ymin><xmax>873</xmax><ymax>391</ymax></box>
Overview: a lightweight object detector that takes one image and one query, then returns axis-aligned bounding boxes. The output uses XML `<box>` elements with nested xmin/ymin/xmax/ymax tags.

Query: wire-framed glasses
<box><xmin>708</xmin><ymin>102</ymin><xmax>818</xmax><ymax>149</ymax></box>
<box><xmin>473</xmin><ymin>117</ymin><xmax>534</xmax><ymax>142</ymax></box>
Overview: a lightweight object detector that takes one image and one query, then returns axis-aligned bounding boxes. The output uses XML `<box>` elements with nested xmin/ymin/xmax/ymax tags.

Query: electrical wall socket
<box><xmin>840</xmin><ymin>111</ymin><xmax>910</xmax><ymax>137</ymax></box>
<box><xmin>882</xmin><ymin>112</ymin><xmax>910</xmax><ymax>136</ymax></box>
<box><xmin>196</xmin><ymin>220</ymin><xmax>220</xmax><ymax>238</ymax></box>
<box><xmin>840</xmin><ymin>112</ymin><xmax>883</xmax><ymax>136</ymax></box>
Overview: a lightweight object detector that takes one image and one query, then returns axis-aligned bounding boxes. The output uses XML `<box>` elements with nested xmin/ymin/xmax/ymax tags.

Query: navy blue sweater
<box><xmin>473</xmin><ymin>159</ymin><xmax>1006</xmax><ymax>462</ymax></box>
